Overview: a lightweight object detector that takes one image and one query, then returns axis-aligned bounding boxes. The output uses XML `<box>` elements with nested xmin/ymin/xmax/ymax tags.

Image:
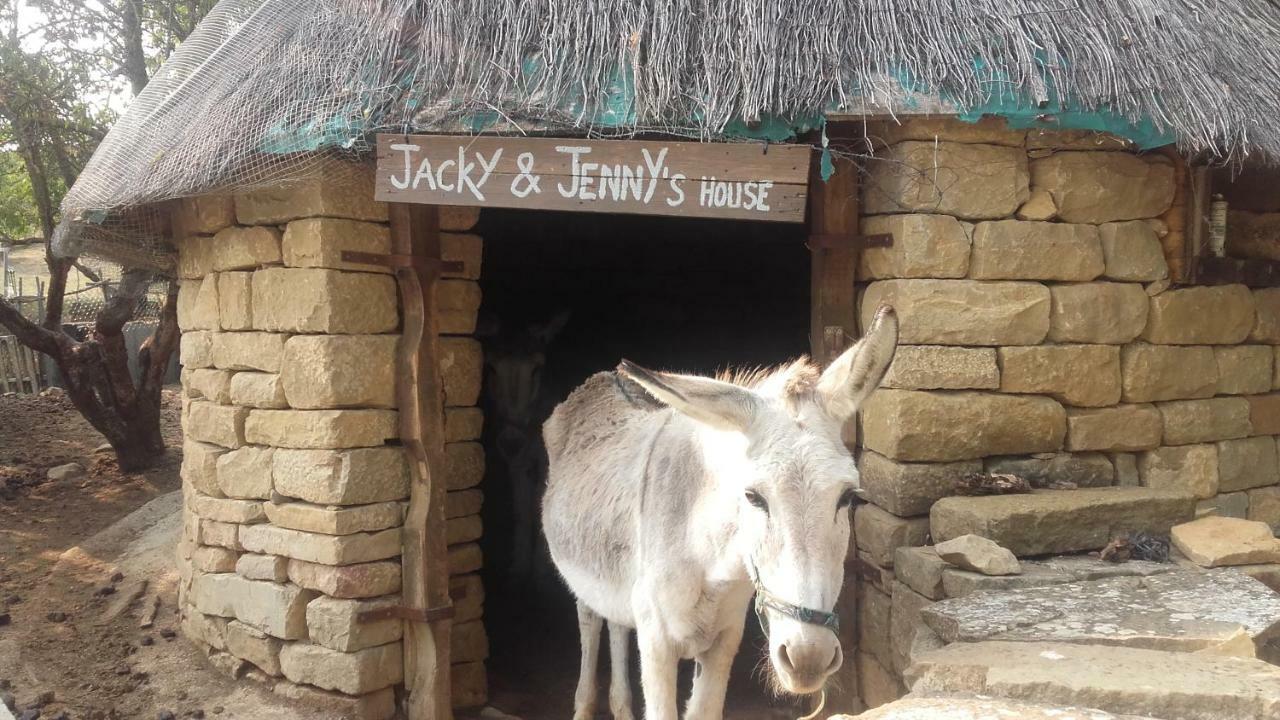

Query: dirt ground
<box><xmin>0</xmin><ymin>390</ymin><xmax>327</xmax><ymax>720</ymax></box>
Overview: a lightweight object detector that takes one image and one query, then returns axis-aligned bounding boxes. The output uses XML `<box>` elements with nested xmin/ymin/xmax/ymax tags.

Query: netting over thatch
<box><xmin>56</xmin><ymin>0</ymin><xmax>1280</xmax><ymax>271</ymax></box>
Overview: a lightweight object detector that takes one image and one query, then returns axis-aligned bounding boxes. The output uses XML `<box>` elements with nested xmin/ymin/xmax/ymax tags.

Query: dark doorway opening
<box><xmin>473</xmin><ymin>207</ymin><xmax>811</xmax><ymax>718</ymax></box>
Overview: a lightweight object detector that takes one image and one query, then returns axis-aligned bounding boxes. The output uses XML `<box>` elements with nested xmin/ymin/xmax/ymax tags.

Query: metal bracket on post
<box><xmin>339</xmin><ymin>250</ymin><xmax>466</xmax><ymax>275</ymax></box>
<box><xmin>358</xmin><ymin>605</ymin><xmax>456</xmax><ymax>624</ymax></box>
<box><xmin>805</xmin><ymin>233</ymin><xmax>892</xmax><ymax>252</ymax></box>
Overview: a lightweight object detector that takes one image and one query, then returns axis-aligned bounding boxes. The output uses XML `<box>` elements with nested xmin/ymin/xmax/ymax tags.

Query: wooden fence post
<box><xmin>808</xmin><ymin>153</ymin><xmax>860</xmax><ymax>366</ymax></box>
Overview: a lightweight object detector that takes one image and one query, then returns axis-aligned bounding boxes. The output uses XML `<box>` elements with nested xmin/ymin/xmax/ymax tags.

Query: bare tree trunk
<box><xmin>119</xmin><ymin>0</ymin><xmax>150</xmax><ymax>96</ymax></box>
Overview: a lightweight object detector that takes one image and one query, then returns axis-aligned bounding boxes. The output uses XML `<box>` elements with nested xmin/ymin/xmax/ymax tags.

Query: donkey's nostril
<box><xmin>826</xmin><ymin>643</ymin><xmax>844</xmax><ymax>674</ymax></box>
<box><xmin>777</xmin><ymin>644</ymin><xmax>796</xmax><ymax>674</ymax></box>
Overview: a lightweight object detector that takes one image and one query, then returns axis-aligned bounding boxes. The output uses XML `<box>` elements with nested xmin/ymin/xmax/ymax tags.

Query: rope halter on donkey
<box><xmin>745</xmin><ymin>558</ymin><xmax>838</xmax><ymax>720</ymax></box>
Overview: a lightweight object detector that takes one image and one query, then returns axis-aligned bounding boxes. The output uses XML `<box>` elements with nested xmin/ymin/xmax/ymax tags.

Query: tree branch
<box><xmin>0</xmin><ymin>295</ymin><xmax>64</xmax><ymax>355</ymax></box>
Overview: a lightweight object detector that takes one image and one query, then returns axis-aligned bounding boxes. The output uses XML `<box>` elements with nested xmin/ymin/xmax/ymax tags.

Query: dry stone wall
<box><xmin>852</xmin><ymin>119</ymin><xmax>1280</xmax><ymax>709</ymax></box>
<box><xmin>172</xmin><ymin>166</ymin><xmax>487</xmax><ymax>716</ymax></box>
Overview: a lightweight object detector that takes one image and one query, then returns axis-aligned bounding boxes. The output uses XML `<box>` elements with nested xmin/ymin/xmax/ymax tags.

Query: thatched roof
<box><xmin>56</xmin><ymin>0</ymin><xmax>1280</xmax><ymax>265</ymax></box>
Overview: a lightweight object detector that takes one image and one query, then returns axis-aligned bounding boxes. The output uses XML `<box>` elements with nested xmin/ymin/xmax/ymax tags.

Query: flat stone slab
<box><xmin>907</xmin><ymin>641</ymin><xmax>1280</xmax><ymax>720</ymax></box>
<box><xmin>1171</xmin><ymin>516</ymin><xmax>1280</xmax><ymax>567</ymax></box>
<box><xmin>845</xmin><ymin>696</ymin><xmax>1164</xmax><ymax>720</ymax></box>
<box><xmin>941</xmin><ymin>553</ymin><xmax>1175</xmax><ymax>598</ymax></box>
<box><xmin>922</xmin><ymin>570</ymin><xmax>1280</xmax><ymax>656</ymax></box>
<box><xmin>931</xmin><ymin>487</ymin><xmax>1196</xmax><ymax>556</ymax></box>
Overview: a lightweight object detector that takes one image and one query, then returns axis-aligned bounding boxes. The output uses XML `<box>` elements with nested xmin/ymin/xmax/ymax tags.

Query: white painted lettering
<box><xmin>756</xmin><ymin>180</ymin><xmax>773</xmax><ymax>211</ymax></box>
<box><xmin>436</xmin><ymin>159</ymin><xmax>456</xmax><ymax>191</ymax></box>
<box><xmin>579</xmin><ymin>162</ymin><xmax>598</xmax><ymax>200</ymax></box>
<box><xmin>412</xmin><ymin>157</ymin><xmax>437</xmax><ymax>190</ymax></box>
<box><xmin>667</xmin><ymin>173</ymin><xmax>686</xmax><ymax>206</ymax></box>
<box><xmin>556</xmin><ymin>146</ymin><xmax>592</xmax><ymax>197</ymax></box>
<box><xmin>389</xmin><ymin>143</ymin><xmax>419</xmax><ymax>190</ymax></box>
<box><xmin>699</xmin><ymin>176</ymin><xmax>716</xmax><ymax>206</ymax></box>
<box><xmin>640</xmin><ymin>147</ymin><xmax>669</xmax><ymax>203</ymax></box>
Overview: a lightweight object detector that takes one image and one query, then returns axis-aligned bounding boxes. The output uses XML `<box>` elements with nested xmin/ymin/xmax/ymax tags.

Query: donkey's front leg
<box><xmin>683</xmin><ymin>622</ymin><xmax>746</xmax><ymax>720</ymax></box>
<box><xmin>574</xmin><ymin>601</ymin><xmax>604</xmax><ymax>720</ymax></box>
<box><xmin>636</xmin><ymin>624</ymin><xmax>680</xmax><ymax>720</ymax></box>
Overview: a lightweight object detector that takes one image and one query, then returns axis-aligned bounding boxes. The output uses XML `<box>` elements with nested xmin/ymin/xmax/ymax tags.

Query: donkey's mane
<box><xmin>716</xmin><ymin>357</ymin><xmax>820</xmax><ymax>400</ymax></box>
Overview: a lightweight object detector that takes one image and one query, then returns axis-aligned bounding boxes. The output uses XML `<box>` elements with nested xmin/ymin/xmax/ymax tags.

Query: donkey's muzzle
<box><xmin>773</xmin><ymin>638</ymin><xmax>843</xmax><ymax>694</ymax></box>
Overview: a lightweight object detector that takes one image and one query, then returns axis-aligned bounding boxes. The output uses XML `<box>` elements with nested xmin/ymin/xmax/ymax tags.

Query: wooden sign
<box><xmin>375</xmin><ymin>134</ymin><xmax>811</xmax><ymax>222</ymax></box>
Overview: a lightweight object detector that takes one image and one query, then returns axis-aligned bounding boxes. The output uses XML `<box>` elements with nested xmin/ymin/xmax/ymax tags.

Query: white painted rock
<box><xmin>1171</xmin><ymin>516</ymin><xmax>1280</xmax><ymax>567</ymax></box>
<box><xmin>934</xmin><ymin>534</ymin><xmax>1021</xmax><ymax>576</ymax></box>
<box><xmin>46</xmin><ymin>462</ymin><xmax>86</xmax><ymax>481</ymax></box>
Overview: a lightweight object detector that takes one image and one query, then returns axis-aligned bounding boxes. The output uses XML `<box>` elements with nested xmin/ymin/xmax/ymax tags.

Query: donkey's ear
<box><xmin>534</xmin><ymin>310</ymin><xmax>571</xmax><ymax>343</ymax></box>
<box><xmin>617</xmin><ymin>360</ymin><xmax>759</xmax><ymax>433</ymax></box>
<box><xmin>817</xmin><ymin>306</ymin><xmax>898</xmax><ymax>422</ymax></box>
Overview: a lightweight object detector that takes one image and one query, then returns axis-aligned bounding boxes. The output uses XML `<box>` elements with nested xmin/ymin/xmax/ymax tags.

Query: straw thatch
<box><xmin>56</xmin><ymin>0</ymin><xmax>1280</xmax><ymax>265</ymax></box>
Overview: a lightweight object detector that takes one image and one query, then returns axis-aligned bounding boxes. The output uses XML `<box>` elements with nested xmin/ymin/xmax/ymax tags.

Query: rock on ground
<box><xmin>46</xmin><ymin>463</ymin><xmax>85</xmax><ymax>481</ymax></box>
<box><xmin>920</xmin><ymin>570</ymin><xmax>1280</xmax><ymax>656</ymax></box>
<box><xmin>1171</xmin><ymin>516</ymin><xmax>1280</xmax><ymax>567</ymax></box>
<box><xmin>933</xmin><ymin>535</ymin><xmax>1021</xmax><ymax>576</ymax></box>
<box><xmin>842</xmin><ymin>696</ymin><xmax>1166</xmax><ymax>720</ymax></box>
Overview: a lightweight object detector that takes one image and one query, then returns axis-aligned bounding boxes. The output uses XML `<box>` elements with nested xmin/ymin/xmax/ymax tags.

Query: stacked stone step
<box><xmin>847</xmin><ymin>117</ymin><xmax>1280</xmax><ymax>709</ymax></box>
<box><xmin>172</xmin><ymin>163</ymin><xmax>488</xmax><ymax>716</ymax></box>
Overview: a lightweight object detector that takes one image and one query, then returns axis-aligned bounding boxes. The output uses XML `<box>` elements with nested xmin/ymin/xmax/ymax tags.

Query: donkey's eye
<box><xmin>837</xmin><ymin>489</ymin><xmax>857</xmax><ymax>510</ymax></box>
<box><xmin>744</xmin><ymin>490</ymin><xmax>769</xmax><ymax>512</ymax></box>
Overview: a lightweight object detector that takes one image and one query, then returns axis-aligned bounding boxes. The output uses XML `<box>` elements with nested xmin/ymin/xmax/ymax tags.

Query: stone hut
<box><xmin>54</xmin><ymin>1</ymin><xmax>1280</xmax><ymax>717</ymax></box>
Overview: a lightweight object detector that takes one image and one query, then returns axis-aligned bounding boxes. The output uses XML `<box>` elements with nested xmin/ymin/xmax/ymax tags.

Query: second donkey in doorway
<box><xmin>543</xmin><ymin>307</ymin><xmax>899</xmax><ymax>720</ymax></box>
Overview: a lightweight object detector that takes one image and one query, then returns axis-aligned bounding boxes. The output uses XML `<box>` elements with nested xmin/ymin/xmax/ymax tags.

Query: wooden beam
<box><xmin>390</xmin><ymin>203</ymin><xmax>454</xmax><ymax>720</ymax></box>
<box><xmin>808</xmin><ymin>153</ymin><xmax>861</xmax><ymax>366</ymax></box>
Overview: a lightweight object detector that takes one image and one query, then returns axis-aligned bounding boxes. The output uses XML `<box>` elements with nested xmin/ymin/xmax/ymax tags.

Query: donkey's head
<box><xmin>479</xmin><ymin>311</ymin><xmax>570</xmax><ymax>458</ymax></box>
<box><xmin>617</xmin><ymin>306</ymin><xmax>898</xmax><ymax>695</ymax></box>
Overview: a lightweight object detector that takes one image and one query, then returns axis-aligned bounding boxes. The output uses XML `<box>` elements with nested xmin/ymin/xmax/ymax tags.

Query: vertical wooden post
<box><xmin>809</xmin><ymin>153</ymin><xmax>861</xmax><ymax>366</ymax></box>
<box><xmin>390</xmin><ymin>203</ymin><xmax>454</xmax><ymax>720</ymax></box>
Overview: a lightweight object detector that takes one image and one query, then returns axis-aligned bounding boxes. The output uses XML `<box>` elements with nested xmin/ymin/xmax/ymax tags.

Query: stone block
<box><xmin>187</xmin><ymin>368</ymin><xmax>234</xmax><ymax>404</ymax></box>
<box><xmin>1047</xmin><ymin>282</ymin><xmax>1149</xmax><ymax>344</ymax></box>
<box><xmin>177</xmin><ymin>235</ymin><xmax>216</xmax><ymax>280</ymax></box>
<box><xmin>1120</xmin><ymin>344</ymin><xmax>1218</xmax><ymax>402</ymax></box>
<box><xmin>264</xmin><ymin>501</ymin><xmax>401</xmax><ymax>535</ymax></box>
<box><xmin>235</xmin><ymin>163</ymin><xmax>388</xmax><ymax>224</ymax></box>
<box><xmin>189</xmin><ymin>573</ymin><xmax>315</xmax><ymax>639</ymax></box>
<box><xmin>278</xmin><ymin>641</ymin><xmax>403</xmax><ymax>695</ymax></box>
<box><xmin>854</xmin><ymin>504</ymin><xmax>930</xmax><ymax>567</ymax></box>
<box><xmin>272</xmin><ymin>683</ymin><xmax>396</xmax><ymax>720</ymax></box>
<box><xmin>863</xmin><ymin>141</ymin><xmax>1029</xmax><ymax>220</ymax></box>
<box><xmin>934</xmin><ymin>534</ymin><xmax>1020</xmax><ymax>575</ymax></box>
<box><xmin>1248</xmin><ymin>486</ymin><xmax>1280</xmax><ymax>532</ymax></box>
<box><xmin>1218</xmin><ymin>437</ymin><xmax>1280</xmax><ymax>492</ymax></box>
<box><xmin>211</xmin><ymin>226</ymin><xmax>282</xmax><ymax>271</ymax></box>
<box><xmin>1158</xmin><ymin>397</ymin><xmax>1252</xmax><ymax>445</ymax></box>
<box><xmin>229</xmin><ymin>372</ymin><xmax>287</xmax><ymax>409</ymax></box>
<box><xmin>999</xmin><ymin>344</ymin><xmax>1121</xmax><ymax>407</ymax></box>
<box><xmin>180</xmin><ymin>276</ymin><xmax>221</xmax><ymax>331</ymax></box>
<box><xmin>1227</xmin><ymin>210</ymin><xmax>1280</xmax><ymax>262</ymax></box>
<box><xmin>861</xmin><ymin>280</ymin><xmax>1049</xmax><ymax>346</ymax></box>
<box><xmin>1015</xmin><ymin>188</ymin><xmax>1057</xmax><ymax>221</ymax></box>
<box><xmin>192</xmin><ymin>545</ymin><xmax>239</xmax><ymax>573</ymax></box>
<box><xmin>190</xmin><ymin>494</ymin><xmax>266</xmax><ymax>523</ymax></box>
<box><xmin>445</xmin><ymin>442</ymin><xmax>485</xmax><ymax>490</ymax></box>
<box><xmin>272</xmin><ymin>447</ymin><xmax>409</xmax><ymax>504</ymax></box>
<box><xmin>1111</xmin><ymin>452</ymin><xmax>1141</xmax><ymax>486</ymax></box>
<box><xmin>173</xmin><ymin>195</ymin><xmax>236</xmax><ymax>237</ymax></box>
<box><xmin>869</xmin><ymin>116</ymin><xmax>1028</xmax><ymax>147</ymax></box>
<box><xmin>1097</xmin><ymin>221</ymin><xmax>1169</xmax><ymax>282</ymax></box>
<box><xmin>216</xmin><ymin>446</ymin><xmax>274</xmax><ymax>499</ymax></box>
<box><xmin>1171</xmin><ymin>516</ymin><xmax>1280</xmax><ymax>566</ymax></box>
<box><xmin>180</xmin><ymin>330</ymin><xmax>214</xmax><ymax>368</ymax></box>
<box><xmin>858</xmin><ymin>214</ymin><xmax>971</xmax><ymax>279</ymax></box>
<box><xmin>881</xmin><ymin>345</ymin><xmax>998</xmax><ymax>390</ymax></box>
<box><xmin>217</xmin><ymin>272</ymin><xmax>253</xmax><ymax>331</ymax></box>
<box><xmin>281</xmin><ymin>335</ymin><xmax>398</xmax><ymax>409</ymax></box>
<box><xmin>986</xmin><ymin>452</ymin><xmax>1114</xmax><ymax>488</ymax></box>
<box><xmin>970</xmin><ymin>220</ymin><xmax>1103</xmax><ymax>281</ymax></box>
<box><xmin>894</xmin><ymin>546</ymin><xmax>948</xmax><ymax>601</ymax></box>
<box><xmin>856</xmin><ymin>549</ymin><xmax>897</xmax><ymax>595</ymax></box>
<box><xmin>252</xmin><ymin>268</ymin><xmax>398</xmax><ymax>334</ymax></box>
<box><xmin>225</xmin><ymin>620</ymin><xmax>283</xmax><ymax>676</ymax></box>
<box><xmin>445</xmin><ymin>407</ymin><xmax>484</xmax><ymax>442</ymax></box>
<box><xmin>451</xmin><ymin>574</ymin><xmax>485</xmax><ymax>623</ymax></box>
<box><xmin>245</xmin><ymin>409</ymin><xmax>398</xmax><ymax>449</ymax></box>
<box><xmin>181</xmin><ymin>611</ymin><xmax>229</xmax><ymax>652</ymax></box>
<box><xmin>449</xmin><ymin>543</ymin><xmax>483</xmax><ymax>574</ymax></box>
<box><xmin>441</xmin><ymin>231</ymin><xmax>483</xmax><ymax>279</ymax></box>
<box><xmin>282</xmin><ymin>218</ymin><xmax>391</xmax><ymax>273</ymax></box>
<box><xmin>1238</xmin><ymin>564</ymin><xmax>1280</xmax><ymax>594</ymax></box>
<box><xmin>236</xmin><ymin>553</ymin><xmax>289</xmax><ymax>582</ymax></box>
<box><xmin>1066</xmin><ymin>404</ymin><xmax>1163</xmax><ymax>452</ymax></box>
<box><xmin>187</xmin><ymin>401</ymin><xmax>248</xmax><ymax>448</ymax></box>
<box><xmin>856</xmin><ymin>651</ymin><xmax>904</xmax><ymax>710</ymax></box>
<box><xmin>1249</xmin><ymin>393</ymin><xmax>1280</xmax><ymax>435</ymax></box>
<box><xmin>441</xmin><ymin>207</ymin><xmax>481</xmax><ymax>232</ymax></box>
<box><xmin>1197</xmin><ymin>492</ymin><xmax>1250</xmax><ymax>520</ymax></box>
<box><xmin>858</xmin><ymin>583</ymin><xmax>893</xmax><ymax>668</ymax></box>
<box><xmin>862</xmin><ymin>389</ymin><xmax>1066</xmax><ymax>462</ymax></box>
<box><xmin>930</xmin><ymin>487</ymin><xmax>1197</xmax><ymax>556</ymax></box>
<box><xmin>942</xmin><ymin>563</ymin><xmax>1075</xmax><ymax>598</ymax></box>
<box><xmin>452</xmin><ymin>661</ymin><xmax>489</xmax><ymax>708</ymax></box>
<box><xmin>890</xmin><ymin>580</ymin><xmax>942</xmax><ymax>675</ymax></box>
<box><xmin>1027</xmin><ymin>128</ymin><xmax>1134</xmax><ymax>151</ymax></box>
<box><xmin>858</xmin><ymin>451</ymin><xmax>981</xmax><ymax>517</ymax></box>
<box><xmin>448</xmin><ymin>514</ymin><xmax>483</xmax><ymax>545</ymax></box>
<box><xmin>211</xmin><ymin>332</ymin><xmax>287</xmax><ymax>372</ymax></box>
<box><xmin>199</xmin><ymin>519</ymin><xmax>243</xmax><ymax>550</ymax></box>
<box><xmin>182</xmin><ymin>439</ymin><xmax>227</xmax><ymax>498</ymax></box>
<box><xmin>452</xmin><ymin>620</ymin><xmax>490</xmax><ymax>663</ymax></box>
<box><xmin>1142</xmin><ymin>285</ymin><xmax>1256</xmax><ymax>345</ymax></box>
<box><xmin>307</xmin><ymin>595</ymin><xmax>402</xmax><ymax>652</ymax></box>
<box><xmin>239</xmin><ymin>524</ymin><xmax>401</xmax><ymax>565</ymax></box>
<box><xmin>441</xmin><ymin>337</ymin><xmax>483</xmax><ymax>406</ymax></box>
<box><xmin>1030</xmin><ymin>151</ymin><xmax>1175</xmax><ymax>223</ymax></box>
<box><xmin>1251</xmin><ymin>288</ymin><xmax>1280</xmax><ymax>343</ymax></box>
<box><xmin>1139</xmin><ymin>444</ymin><xmax>1220</xmax><ymax>499</ymax></box>
<box><xmin>437</xmin><ymin>280</ymin><xmax>482</xmax><ymax>335</ymax></box>
<box><xmin>288</xmin><ymin>559</ymin><xmax>402</xmax><ymax>598</ymax></box>
<box><xmin>1215</xmin><ymin>345</ymin><xmax>1274</xmax><ymax>395</ymax></box>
